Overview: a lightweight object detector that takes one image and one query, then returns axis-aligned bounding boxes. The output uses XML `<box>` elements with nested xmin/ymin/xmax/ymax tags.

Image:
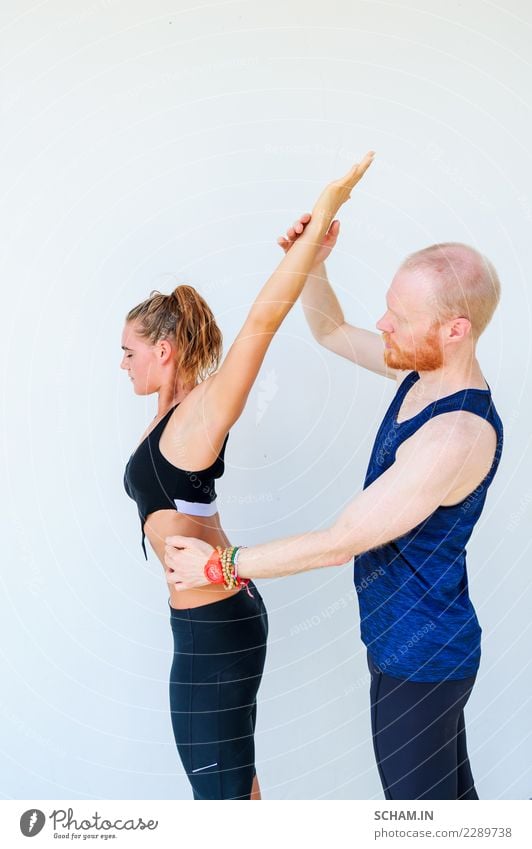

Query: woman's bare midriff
<box><xmin>143</xmin><ymin>509</ymin><xmax>242</xmax><ymax>609</ymax></box>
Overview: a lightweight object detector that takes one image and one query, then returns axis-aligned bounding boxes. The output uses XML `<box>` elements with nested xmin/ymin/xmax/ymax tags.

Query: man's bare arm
<box><xmin>302</xmin><ymin>261</ymin><xmax>399</xmax><ymax>380</ymax></box>
<box><xmin>279</xmin><ymin>213</ymin><xmax>399</xmax><ymax>380</ymax></box>
<box><xmin>164</xmin><ymin>412</ymin><xmax>487</xmax><ymax>586</ymax></box>
<box><xmin>232</xmin><ymin>413</ymin><xmax>477</xmax><ymax>578</ymax></box>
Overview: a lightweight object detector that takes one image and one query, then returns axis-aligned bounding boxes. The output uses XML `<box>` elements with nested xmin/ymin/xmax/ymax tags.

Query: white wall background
<box><xmin>1</xmin><ymin>0</ymin><xmax>531</xmax><ymax>800</ymax></box>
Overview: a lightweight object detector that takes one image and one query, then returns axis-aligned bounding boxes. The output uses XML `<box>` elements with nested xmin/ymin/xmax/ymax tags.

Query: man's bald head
<box><xmin>398</xmin><ymin>242</ymin><xmax>501</xmax><ymax>341</ymax></box>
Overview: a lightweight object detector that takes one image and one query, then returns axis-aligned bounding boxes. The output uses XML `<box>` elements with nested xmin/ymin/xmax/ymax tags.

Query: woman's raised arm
<box><xmin>202</xmin><ymin>152</ymin><xmax>375</xmax><ymax>432</ymax></box>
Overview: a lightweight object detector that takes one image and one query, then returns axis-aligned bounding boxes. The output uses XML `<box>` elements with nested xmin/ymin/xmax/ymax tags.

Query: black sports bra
<box><xmin>123</xmin><ymin>403</ymin><xmax>229</xmax><ymax>559</ymax></box>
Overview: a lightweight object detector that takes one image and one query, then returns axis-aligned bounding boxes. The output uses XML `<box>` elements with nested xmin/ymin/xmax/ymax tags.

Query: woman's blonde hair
<box><xmin>126</xmin><ymin>285</ymin><xmax>222</xmax><ymax>387</ymax></box>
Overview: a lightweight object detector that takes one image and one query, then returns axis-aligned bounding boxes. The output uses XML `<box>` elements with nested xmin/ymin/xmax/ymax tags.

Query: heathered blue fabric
<box><xmin>354</xmin><ymin>370</ymin><xmax>503</xmax><ymax>682</ymax></box>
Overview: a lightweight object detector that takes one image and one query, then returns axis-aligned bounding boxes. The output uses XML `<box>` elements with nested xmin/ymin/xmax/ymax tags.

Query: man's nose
<box><xmin>376</xmin><ymin>315</ymin><xmax>392</xmax><ymax>332</ymax></box>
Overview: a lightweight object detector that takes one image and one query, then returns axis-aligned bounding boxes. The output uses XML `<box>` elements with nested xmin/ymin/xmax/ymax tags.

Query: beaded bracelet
<box><xmin>203</xmin><ymin>545</ymin><xmax>253</xmax><ymax>597</ymax></box>
<box><xmin>220</xmin><ymin>546</ymin><xmax>236</xmax><ymax>589</ymax></box>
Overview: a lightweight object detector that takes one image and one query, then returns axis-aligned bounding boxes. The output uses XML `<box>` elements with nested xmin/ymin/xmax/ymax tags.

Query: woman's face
<box><xmin>120</xmin><ymin>321</ymin><xmax>163</xmax><ymax>395</ymax></box>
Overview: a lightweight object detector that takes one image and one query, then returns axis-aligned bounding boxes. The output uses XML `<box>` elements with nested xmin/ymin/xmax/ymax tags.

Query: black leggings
<box><xmin>168</xmin><ymin>583</ymin><xmax>268</xmax><ymax>799</ymax></box>
<box><xmin>367</xmin><ymin>651</ymin><xmax>478</xmax><ymax>800</ymax></box>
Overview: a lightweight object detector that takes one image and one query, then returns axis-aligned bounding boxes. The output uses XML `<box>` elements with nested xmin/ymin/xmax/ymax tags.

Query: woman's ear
<box><xmin>158</xmin><ymin>338</ymin><xmax>174</xmax><ymax>362</ymax></box>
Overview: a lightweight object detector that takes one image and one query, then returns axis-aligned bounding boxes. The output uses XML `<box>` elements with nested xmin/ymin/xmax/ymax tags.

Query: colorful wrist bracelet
<box><xmin>220</xmin><ymin>546</ymin><xmax>236</xmax><ymax>589</ymax></box>
<box><xmin>227</xmin><ymin>545</ymin><xmax>254</xmax><ymax>598</ymax></box>
<box><xmin>232</xmin><ymin>545</ymin><xmax>247</xmax><ymax>579</ymax></box>
<box><xmin>204</xmin><ymin>546</ymin><xmax>254</xmax><ymax>598</ymax></box>
<box><xmin>204</xmin><ymin>547</ymin><xmax>224</xmax><ymax>584</ymax></box>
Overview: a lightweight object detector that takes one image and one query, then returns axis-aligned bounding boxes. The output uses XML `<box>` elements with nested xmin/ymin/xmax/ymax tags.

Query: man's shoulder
<box><xmin>409</xmin><ymin>410</ymin><xmax>497</xmax><ymax>479</ymax></box>
<box><xmin>421</xmin><ymin>407</ymin><xmax>493</xmax><ymax>438</ymax></box>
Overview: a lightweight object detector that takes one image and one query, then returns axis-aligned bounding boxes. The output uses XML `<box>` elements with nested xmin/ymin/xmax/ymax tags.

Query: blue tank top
<box><xmin>354</xmin><ymin>370</ymin><xmax>503</xmax><ymax>682</ymax></box>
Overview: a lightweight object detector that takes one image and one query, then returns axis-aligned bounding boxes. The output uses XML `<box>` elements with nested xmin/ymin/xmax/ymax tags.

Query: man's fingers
<box><xmin>294</xmin><ymin>212</ymin><xmax>311</xmax><ymax>233</ymax></box>
<box><xmin>321</xmin><ymin>220</ymin><xmax>340</xmax><ymax>243</ymax></box>
<box><xmin>283</xmin><ymin>213</ymin><xmax>312</xmax><ymax>245</ymax></box>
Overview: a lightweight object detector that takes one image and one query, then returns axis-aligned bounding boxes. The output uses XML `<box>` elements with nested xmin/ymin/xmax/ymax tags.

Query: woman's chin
<box><xmin>133</xmin><ymin>384</ymin><xmax>152</xmax><ymax>396</ymax></box>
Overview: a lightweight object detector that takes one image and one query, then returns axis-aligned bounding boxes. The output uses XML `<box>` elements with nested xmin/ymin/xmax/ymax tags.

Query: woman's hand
<box><xmin>278</xmin><ymin>213</ymin><xmax>340</xmax><ymax>266</ymax></box>
<box><xmin>164</xmin><ymin>535</ymin><xmax>214</xmax><ymax>591</ymax></box>
<box><xmin>309</xmin><ymin>151</ymin><xmax>375</xmax><ymax>233</ymax></box>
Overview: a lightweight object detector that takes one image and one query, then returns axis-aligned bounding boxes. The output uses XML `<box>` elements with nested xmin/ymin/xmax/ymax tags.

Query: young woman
<box><xmin>120</xmin><ymin>152</ymin><xmax>374</xmax><ymax>800</ymax></box>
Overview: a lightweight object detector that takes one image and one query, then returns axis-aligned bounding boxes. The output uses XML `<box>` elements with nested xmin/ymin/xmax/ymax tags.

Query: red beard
<box><xmin>383</xmin><ymin>324</ymin><xmax>443</xmax><ymax>372</ymax></box>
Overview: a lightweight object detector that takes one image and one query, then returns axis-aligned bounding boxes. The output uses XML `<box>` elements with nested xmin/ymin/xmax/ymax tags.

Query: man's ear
<box><xmin>448</xmin><ymin>316</ymin><xmax>472</xmax><ymax>340</ymax></box>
